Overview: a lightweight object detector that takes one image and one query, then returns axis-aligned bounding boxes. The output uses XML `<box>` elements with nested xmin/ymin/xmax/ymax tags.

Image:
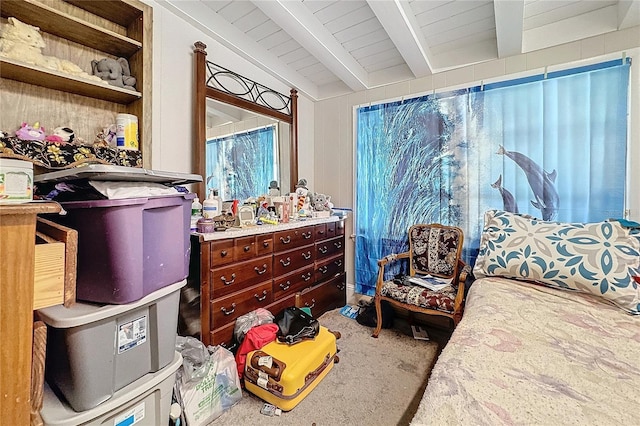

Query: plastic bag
<box><xmin>175</xmin><ymin>335</ymin><xmax>211</xmax><ymax>383</ymax></box>
<box><xmin>233</xmin><ymin>308</ymin><xmax>275</xmax><ymax>344</ymax></box>
<box><xmin>175</xmin><ymin>345</ymin><xmax>242</xmax><ymax>426</ymax></box>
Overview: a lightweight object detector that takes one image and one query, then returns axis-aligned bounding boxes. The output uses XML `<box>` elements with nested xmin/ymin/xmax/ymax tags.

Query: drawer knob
<box><xmin>220</xmin><ymin>273</ymin><xmax>236</xmax><ymax>285</ymax></box>
<box><xmin>280</xmin><ymin>281</ymin><xmax>291</xmax><ymax>291</ymax></box>
<box><xmin>304</xmin><ymin>298</ymin><xmax>316</xmax><ymax>309</ymax></box>
<box><xmin>319</xmin><ymin>246</ymin><xmax>328</xmax><ymax>254</ymax></box>
<box><xmin>254</xmin><ymin>290</ymin><xmax>268</xmax><ymax>302</ymax></box>
<box><xmin>302</xmin><ymin>273</ymin><xmax>312</xmax><ymax>282</ymax></box>
<box><xmin>221</xmin><ymin>303</ymin><xmax>236</xmax><ymax>315</ymax></box>
<box><xmin>334</xmin><ymin>242</ymin><xmax>342</xmax><ymax>249</ymax></box>
<box><xmin>244</xmin><ymin>245</ymin><xmax>251</xmax><ymax>252</ymax></box>
<box><xmin>302</xmin><ymin>251</ymin><xmax>312</xmax><ymax>260</ymax></box>
<box><xmin>319</xmin><ymin>266</ymin><xmax>328</xmax><ymax>274</ymax></box>
<box><xmin>335</xmin><ymin>260</ymin><xmax>343</xmax><ymax>267</ymax></box>
<box><xmin>263</xmin><ymin>241</ymin><xmax>270</xmax><ymax>248</ymax></box>
<box><xmin>280</xmin><ymin>257</ymin><xmax>291</xmax><ymax>267</ymax></box>
<box><xmin>220</xmin><ymin>250</ymin><xmax>228</xmax><ymax>257</ymax></box>
<box><xmin>280</xmin><ymin>236</ymin><xmax>291</xmax><ymax>244</ymax></box>
<box><xmin>302</xmin><ymin>232</ymin><xmax>312</xmax><ymax>239</ymax></box>
<box><xmin>338</xmin><ymin>283</ymin><xmax>346</xmax><ymax>291</ymax></box>
<box><xmin>318</xmin><ymin>230</ymin><xmax>325</xmax><ymax>235</ymax></box>
<box><xmin>255</xmin><ymin>264</ymin><xmax>268</xmax><ymax>275</ymax></box>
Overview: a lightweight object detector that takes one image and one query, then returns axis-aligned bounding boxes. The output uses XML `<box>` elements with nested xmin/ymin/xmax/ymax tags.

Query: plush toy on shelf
<box><xmin>294</xmin><ymin>178</ymin><xmax>310</xmax><ymax>212</ymax></box>
<box><xmin>45</xmin><ymin>127</ymin><xmax>75</xmax><ymax>144</ymax></box>
<box><xmin>91</xmin><ymin>57</ymin><xmax>137</xmax><ymax>91</ymax></box>
<box><xmin>309</xmin><ymin>192</ymin><xmax>332</xmax><ymax>212</ymax></box>
<box><xmin>15</xmin><ymin>122</ymin><xmax>46</xmax><ymax>141</ymax></box>
<box><xmin>0</xmin><ymin>17</ymin><xmax>102</xmax><ymax>82</ymax></box>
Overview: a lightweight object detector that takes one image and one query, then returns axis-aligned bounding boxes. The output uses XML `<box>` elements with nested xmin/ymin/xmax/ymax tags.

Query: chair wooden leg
<box><xmin>372</xmin><ymin>295</ymin><xmax>382</xmax><ymax>338</ymax></box>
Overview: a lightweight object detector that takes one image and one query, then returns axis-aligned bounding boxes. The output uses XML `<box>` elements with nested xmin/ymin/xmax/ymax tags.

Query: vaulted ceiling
<box><xmin>164</xmin><ymin>0</ymin><xmax>640</xmax><ymax>100</ymax></box>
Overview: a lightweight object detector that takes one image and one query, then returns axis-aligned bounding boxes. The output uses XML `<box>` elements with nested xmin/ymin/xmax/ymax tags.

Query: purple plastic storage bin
<box><xmin>56</xmin><ymin>193</ymin><xmax>194</xmax><ymax>304</ymax></box>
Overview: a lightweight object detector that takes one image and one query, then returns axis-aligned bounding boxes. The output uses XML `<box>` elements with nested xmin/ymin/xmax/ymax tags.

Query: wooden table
<box><xmin>1</xmin><ymin>202</ymin><xmax>60</xmax><ymax>425</ymax></box>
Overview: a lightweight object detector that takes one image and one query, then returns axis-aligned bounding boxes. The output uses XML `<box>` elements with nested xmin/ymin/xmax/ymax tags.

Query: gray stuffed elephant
<box><xmin>91</xmin><ymin>57</ymin><xmax>136</xmax><ymax>91</ymax></box>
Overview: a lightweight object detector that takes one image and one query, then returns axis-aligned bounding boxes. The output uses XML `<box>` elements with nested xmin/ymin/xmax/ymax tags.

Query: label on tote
<box><xmin>114</xmin><ymin>401</ymin><xmax>145</xmax><ymax>426</ymax></box>
<box><xmin>118</xmin><ymin>316</ymin><xmax>147</xmax><ymax>354</ymax></box>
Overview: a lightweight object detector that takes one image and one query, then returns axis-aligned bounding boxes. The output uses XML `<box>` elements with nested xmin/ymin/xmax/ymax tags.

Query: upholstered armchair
<box><xmin>372</xmin><ymin>224</ymin><xmax>469</xmax><ymax>338</ymax></box>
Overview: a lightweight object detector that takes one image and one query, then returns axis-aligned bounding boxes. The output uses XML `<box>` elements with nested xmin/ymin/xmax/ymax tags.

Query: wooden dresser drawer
<box><xmin>211</xmin><ymin>254</ymin><xmax>271</xmax><ymax>298</ymax></box>
<box><xmin>211</xmin><ymin>280</ymin><xmax>272</xmax><ymax>329</ymax></box>
<box><xmin>315</xmin><ymin>236</ymin><xmax>344</xmax><ymax>261</ymax></box>
<box><xmin>296</xmin><ymin>273</ymin><xmax>346</xmax><ymax>317</ymax></box>
<box><xmin>326</xmin><ymin>221</ymin><xmax>337</xmax><ymax>239</ymax></box>
<box><xmin>234</xmin><ymin>235</ymin><xmax>256</xmax><ymax>262</ymax></box>
<box><xmin>273</xmin><ymin>226</ymin><xmax>314</xmax><ymax>252</ymax></box>
<box><xmin>256</xmin><ymin>234</ymin><xmax>273</xmax><ymax>256</ymax></box>
<box><xmin>315</xmin><ymin>254</ymin><xmax>345</xmax><ymax>283</ymax></box>
<box><xmin>210</xmin><ymin>321</ymin><xmax>235</xmax><ymax>347</ymax></box>
<box><xmin>210</xmin><ymin>239</ymin><xmax>234</xmax><ymax>267</ymax></box>
<box><xmin>273</xmin><ymin>245</ymin><xmax>314</xmax><ymax>277</ymax></box>
<box><xmin>273</xmin><ymin>265</ymin><xmax>315</xmax><ymax>300</ymax></box>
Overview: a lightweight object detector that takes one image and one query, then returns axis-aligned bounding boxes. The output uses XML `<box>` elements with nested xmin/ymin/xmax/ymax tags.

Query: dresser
<box><xmin>185</xmin><ymin>217</ymin><xmax>346</xmax><ymax>347</ymax></box>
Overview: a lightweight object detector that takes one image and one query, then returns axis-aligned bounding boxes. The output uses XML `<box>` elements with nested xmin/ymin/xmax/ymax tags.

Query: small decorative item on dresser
<box><xmin>196</xmin><ymin>217</ymin><xmax>216</xmax><ymax>233</ymax></box>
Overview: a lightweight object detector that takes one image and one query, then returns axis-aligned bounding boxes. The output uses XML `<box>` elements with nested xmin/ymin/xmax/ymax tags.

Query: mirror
<box><xmin>193</xmin><ymin>41</ymin><xmax>298</xmax><ymax>201</ymax></box>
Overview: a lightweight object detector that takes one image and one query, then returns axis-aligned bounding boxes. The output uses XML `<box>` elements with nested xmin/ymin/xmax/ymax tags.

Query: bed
<box><xmin>411</xmin><ymin>210</ymin><xmax>640</xmax><ymax>425</ymax></box>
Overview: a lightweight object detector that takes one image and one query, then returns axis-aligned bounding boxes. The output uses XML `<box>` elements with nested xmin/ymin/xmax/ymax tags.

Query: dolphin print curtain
<box><xmin>355</xmin><ymin>59</ymin><xmax>631</xmax><ymax>295</ymax></box>
<box><xmin>206</xmin><ymin>124</ymin><xmax>278</xmax><ymax>201</ymax></box>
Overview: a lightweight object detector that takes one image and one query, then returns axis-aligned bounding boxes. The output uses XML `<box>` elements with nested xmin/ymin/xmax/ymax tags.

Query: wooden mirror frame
<box><xmin>193</xmin><ymin>41</ymin><xmax>298</xmax><ymax>199</ymax></box>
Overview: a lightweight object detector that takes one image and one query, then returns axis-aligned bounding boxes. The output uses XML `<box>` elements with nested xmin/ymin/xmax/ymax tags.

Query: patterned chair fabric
<box><xmin>373</xmin><ymin>224</ymin><xmax>467</xmax><ymax>337</ymax></box>
<box><xmin>410</xmin><ymin>225</ymin><xmax>463</xmax><ymax>279</ymax></box>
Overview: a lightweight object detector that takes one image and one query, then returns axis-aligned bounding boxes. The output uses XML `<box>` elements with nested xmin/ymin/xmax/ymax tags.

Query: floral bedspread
<box><xmin>411</xmin><ymin>276</ymin><xmax>640</xmax><ymax>425</ymax></box>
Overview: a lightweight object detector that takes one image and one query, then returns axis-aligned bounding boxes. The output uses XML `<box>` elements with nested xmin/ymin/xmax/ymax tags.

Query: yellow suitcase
<box><xmin>243</xmin><ymin>326</ymin><xmax>338</xmax><ymax>411</ymax></box>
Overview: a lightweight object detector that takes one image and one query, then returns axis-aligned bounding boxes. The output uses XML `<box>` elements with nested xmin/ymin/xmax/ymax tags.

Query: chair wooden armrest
<box><xmin>375</xmin><ymin>251</ymin><xmax>410</xmax><ymax>293</ymax></box>
<box><xmin>452</xmin><ymin>259</ymin><xmax>469</xmax><ymax>324</ymax></box>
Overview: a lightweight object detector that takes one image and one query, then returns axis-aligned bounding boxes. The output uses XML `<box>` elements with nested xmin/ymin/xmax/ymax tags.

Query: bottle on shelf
<box><xmin>203</xmin><ymin>189</ymin><xmax>221</xmax><ymax>219</ymax></box>
<box><xmin>190</xmin><ymin>196</ymin><xmax>202</xmax><ymax>231</ymax></box>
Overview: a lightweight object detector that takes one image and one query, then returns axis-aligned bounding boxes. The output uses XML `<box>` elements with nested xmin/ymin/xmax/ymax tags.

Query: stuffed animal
<box><xmin>15</xmin><ymin>122</ymin><xmax>46</xmax><ymax>141</ymax></box>
<box><xmin>91</xmin><ymin>57</ymin><xmax>136</xmax><ymax>90</ymax></box>
<box><xmin>45</xmin><ymin>127</ymin><xmax>75</xmax><ymax>143</ymax></box>
<box><xmin>309</xmin><ymin>192</ymin><xmax>332</xmax><ymax>211</ymax></box>
<box><xmin>0</xmin><ymin>17</ymin><xmax>102</xmax><ymax>82</ymax></box>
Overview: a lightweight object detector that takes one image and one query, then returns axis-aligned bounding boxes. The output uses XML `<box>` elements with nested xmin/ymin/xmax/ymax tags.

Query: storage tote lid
<box><xmin>35</xmin><ymin>164</ymin><xmax>202</xmax><ymax>185</ymax></box>
<box><xmin>37</xmin><ymin>280</ymin><xmax>186</xmax><ymax>328</ymax></box>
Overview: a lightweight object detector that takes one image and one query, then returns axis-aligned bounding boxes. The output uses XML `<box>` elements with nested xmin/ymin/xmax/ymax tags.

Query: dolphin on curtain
<box><xmin>497</xmin><ymin>145</ymin><xmax>559</xmax><ymax>221</ymax></box>
<box><xmin>491</xmin><ymin>174</ymin><xmax>519</xmax><ymax>213</ymax></box>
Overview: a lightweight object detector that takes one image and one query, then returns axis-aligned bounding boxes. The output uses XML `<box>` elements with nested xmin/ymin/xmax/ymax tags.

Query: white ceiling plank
<box><xmin>259</xmin><ymin>30</ymin><xmax>293</xmax><ymax>51</ymax></box>
<box><xmin>233</xmin><ymin>7</ymin><xmax>270</xmax><ymax>33</ymax></box>
<box><xmin>431</xmin><ymin>29</ymin><xmax>497</xmax><ymax>55</ymax></box>
<box><xmin>312</xmin><ymin>1</ymin><xmax>368</xmax><ymax>25</ymax></box>
<box><xmin>523</xmin><ymin>5</ymin><xmax>618</xmax><ymax>52</ymax></box>
<box><xmin>428</xmin><ymin>17</ymin><xmax>496</xmax><ymax>47</ymax></box>
<box><xmin>281</xmin><ymin>47</ymin><xmax>312</xmax><ymax>65</ymax></box>
<box><xmin>524</xmin><ymin>1</ymin><xmax>617</xmax><ymax>30</ymax></box>
<box><xmin>350</xmin><ymin>39</ymin><xmax>396</xmax><ymax>60</ymax></box>
<box><xmin>161</xmin><ymin>1</ymin><xmax>319</xmax><ymax>99</ymax></box>
<box><xmin>368</xmin><ymin>63</ymin><xmax>414</xmax><ymax>88</ymax></box>
<box><xmin>323</xmin><ymin>5</ymin><xmax>375</xmax><ymax>35</ymax></box>
<box><xmin>216</xmin><ymin>1</ymin><xmax>257</xmax><ymax>24</ymax></box>
<box><xmin>618</xmin><ymin>0</ymin><xmax>640</xmax><ymax>29</ymax></box>
<box><xmin>494</xmin><ymin>0</ymin><xmax>524</xmax><ymax>58</ymax></box>
<box><xmin>367</xmin><ymin>0</ymin><xmax>433</xmax><ymax>78</ymax></box>
<box><xmin>270</xmin><ymin>38</ymin><xmax>303</xmax><ymax>58</ymax></box>
<box><xmin>333</xmin><ymin>17</ymin><xmax>382</xmax><ymax>43</ymax></box>
<box><xmin>422</xmin><ymin>3</ymin><xmax>495</xmax><ymax>36</ymax></box>
<box><xmin>255</xmin><ymin>0</ymin><xmax>369</xmax><ymax>91</ymax></box>
<box><xmin>247</xmin><ymin>20</ymin><xmax>281</xmax><ymax>42</ymax></box>
<box><xmin>414</xmin><ymin>1</ymin><xmax>492</xmax><ymax>26</ymax></box>
<box><xmin>342</xmin><ymin>28</ymin><xmax>390</xmax><ymax>52</ymax></box>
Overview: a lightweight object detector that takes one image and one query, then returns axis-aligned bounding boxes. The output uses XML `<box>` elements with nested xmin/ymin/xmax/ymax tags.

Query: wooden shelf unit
<box><xmin>0</xmin><ymin>0</ymin><xmax>152</xmax><ymax>166</ymax></box>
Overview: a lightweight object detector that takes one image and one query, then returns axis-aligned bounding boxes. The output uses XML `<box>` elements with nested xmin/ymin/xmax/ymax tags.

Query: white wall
<box><xmin>146</xmin><ymin>2</ymin><xmax>314</xmax><ymax>189</ymax></box>
<box><xmin>312</xmin><ymin>26</ymin><xmax>640</xmax><ymax>297</ymax></box>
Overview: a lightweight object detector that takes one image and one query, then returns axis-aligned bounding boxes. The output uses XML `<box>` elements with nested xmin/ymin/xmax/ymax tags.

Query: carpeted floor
<box><xmin>210</xmin><ymin>308</ymin><xmax>439</xmax><ymax>425</ymax></box>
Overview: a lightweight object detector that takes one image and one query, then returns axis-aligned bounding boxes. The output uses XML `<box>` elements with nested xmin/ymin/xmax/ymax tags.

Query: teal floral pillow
<box><xmin>473</xmin><ymin>210</ymin><xmax>640</xmax><ymax>314</ymax></box>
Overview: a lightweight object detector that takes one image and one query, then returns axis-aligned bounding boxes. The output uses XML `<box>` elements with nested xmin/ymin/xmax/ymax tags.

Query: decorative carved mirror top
<box><xmin>193</xmin><ymin>41</ymin><xmax>298</xmax><ymax>199</ymax></box>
